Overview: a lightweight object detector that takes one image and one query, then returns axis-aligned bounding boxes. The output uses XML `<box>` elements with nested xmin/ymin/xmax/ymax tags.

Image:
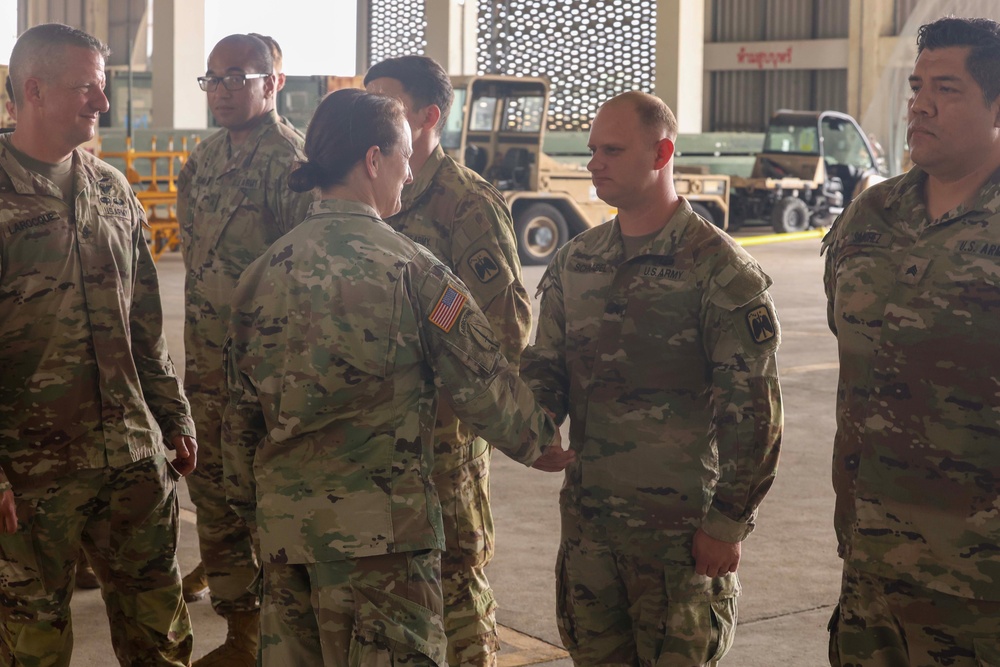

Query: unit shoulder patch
<box><xmin>468</xmin><ymin>249</ymin><xmax>500</xmax><ymax>283</ymax></box>
<box><xmin>746</xmin><ymin>304</ymin><xmax>777</xmax><ymax>344</ymax></box>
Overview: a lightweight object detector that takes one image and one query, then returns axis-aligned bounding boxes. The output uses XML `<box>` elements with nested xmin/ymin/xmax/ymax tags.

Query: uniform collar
<box><xmin>883</xmin><ymin>164</ymin><xmax>1000</xmax><ymax>223</ymax></box>
<box><xmin>398</xmin><ymin>144</ymin><xmax>446</xmax><ymax>212</ymax></box>
<box><xmin>611</xmin><ymin>197</ymin><xmax>699</xmax><ymax>260</ymax></box>
<box><xmin>0</xmin><ymin>133</ymin><xmax>103</xmax><ymax>198</ymax></box>
<box><xmin>307</xmin><ymin>197</ymin><xmax>382</xmax><ymax>222</ymax></box>
<box><xmin>220</xmin><ymin>110</ymin><xmax>282</xmax><ymax>172</ymax></box>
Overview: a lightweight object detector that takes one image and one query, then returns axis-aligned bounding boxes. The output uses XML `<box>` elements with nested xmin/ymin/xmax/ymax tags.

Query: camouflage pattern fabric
<box><xmin>222</xmin><ymin>197</ymin><xmax>557</xmax><ymax>567</ymax></box>
<box><xmin>388</xmin><ymin>144</ymin><xmax>531</xmax><ymax>665</ymax></box>
<box><xmin>829</xmin><ymin>565</ymin><xmax>1000</xmax><ymax>666</ymax></box>
<box><xmin>521</xmin><ymin>200</ymin><xmax>782</xmax><ymax>661</ymax></box>
<box><xmin>0</xmin><ymin>134</ymin><xmax>195</xmax><ymax>494</ymax></box>
<box><xmin>822</xmin><ymin>167</ymin><xmax>1000</xmax><ymax>602</ymax></box>
<box><xmin>0</xmin><ymin>455</ymin><xmax>192</xmax><ymax>667</ymax></box>
<box><xmin>260</xmin><ymin>550</ymin><xmax>445</xmax><ymax>666</ymax></box>
<box><xmin>556</xmin><ymin>531</ymin><xmax>737</xmax><ymax>667</ymax></box>
<box><xmin>177</xmin><ymin>109</ymin><xmax>313</xmax><ymax>614</ymax></box>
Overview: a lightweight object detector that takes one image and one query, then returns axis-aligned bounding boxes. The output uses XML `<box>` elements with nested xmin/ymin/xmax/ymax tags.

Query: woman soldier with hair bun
<box><xmin>220</xmin><ymin>88</ymin><xmax>574</xmax><ymax>666</ymax></box>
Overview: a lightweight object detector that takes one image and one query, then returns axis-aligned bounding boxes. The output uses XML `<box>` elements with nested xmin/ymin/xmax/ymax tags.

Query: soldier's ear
<box><xmin>418</xmin><ymin>104</ymin><xmax>441</xmax><ymax>133</ymax></box>
<box><xmin>364</xmin><ymin>145</ymin><xmax>381</xmax><ymax>179</ymax></box>
<box><xmin>653</xmin><ymin>138</ymin><xmax>674</xmax><ymax>169</ymax></box>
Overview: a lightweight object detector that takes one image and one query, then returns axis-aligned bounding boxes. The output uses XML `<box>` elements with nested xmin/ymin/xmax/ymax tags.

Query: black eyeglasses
<box><xmin>197</xmin><ymin>73</ymin><xmax>269</xmax><ymax>92</ymax></box>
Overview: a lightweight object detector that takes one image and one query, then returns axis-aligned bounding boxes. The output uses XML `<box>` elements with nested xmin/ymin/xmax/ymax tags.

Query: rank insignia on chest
<box><xmin>468</xmin><ymin>249</ymin><xmax>500</xmax><ymax>283</ymax></box>
<box><xmin>429</xmin><ymin>284</ymin><xmax>468</xmax><ymax>333</ymax></box>
<box><xmin>746</xmin><ymin>305</ymin><xmax>776</xmax><ymax>344</ymax></box>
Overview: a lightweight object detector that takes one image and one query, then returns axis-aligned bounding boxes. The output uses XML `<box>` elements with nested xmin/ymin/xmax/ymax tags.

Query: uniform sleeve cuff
<box><xmin>701</xmin><ymin>506</ymin><xmax>755</xmax><ymax>543</ymax></box>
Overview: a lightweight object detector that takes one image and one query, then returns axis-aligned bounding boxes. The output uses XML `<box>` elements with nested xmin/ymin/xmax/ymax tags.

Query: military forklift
<box><xmin>443</xmin><ymin>75</ymin><xmax>731</xmax><ymax>264</ymax></box>
<box><xmin>729</xmin><ymin>109</ymin><xmax>885</xmax><ymax>233</ymax></box>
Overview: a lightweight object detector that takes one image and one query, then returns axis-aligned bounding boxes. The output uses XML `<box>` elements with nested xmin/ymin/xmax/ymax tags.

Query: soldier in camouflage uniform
<box><xmin>823</xmin><ymin>17</ymin><xmax>1000</xmax><ymax>666</ymax></box>
<box><xmin>0</xmin><ymin>24</ymin><xmax>195</xmax><ymax>667</ymax></box>
<box><xmin>177</xmin><ymin>33</ymin><xmax>313</xmax><ymax>667</ymax></box>
<box><xmin>221</xmin><ymin>89</ymin><xmax>573</xmax><ymax>667</ymax></box>
<box><xmin>365</xmin><ymin>55</ymin><xmax>532</xmax><ymax>666</ymax></box>
<box><xmin>520</xmin><ymin>92</ymin><xmax>783</xmax><ymax>666</ymax></box>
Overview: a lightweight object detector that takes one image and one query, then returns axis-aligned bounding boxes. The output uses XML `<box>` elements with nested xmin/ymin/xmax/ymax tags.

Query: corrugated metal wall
<box><xmin>708</xmin><ymin>0</ymin><xmax>850</xmax><ymax>131</ymax></box>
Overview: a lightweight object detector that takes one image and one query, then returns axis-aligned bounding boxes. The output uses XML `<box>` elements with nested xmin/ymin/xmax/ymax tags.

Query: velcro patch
<box><xmin>468</xmin><ymin>249</ymin><xmax>500</xmax><ymax>283</ymax></box>
<box><xmin>428</xmin><ymin>284</ymin><xmax>467</xmax><ymax>333</ymax></box>
<box><xmin>746</xmin><ymin>305</ymin><xmax>777</xmax><ymax>344</ymax></box>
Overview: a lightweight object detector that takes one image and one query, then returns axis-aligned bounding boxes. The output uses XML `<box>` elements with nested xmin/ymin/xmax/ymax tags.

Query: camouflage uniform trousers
<box><xmin>555</xmin><ymin>532</ymin><xmax>737</xmax><ymax>667</ymax></box>
<box><xmin>186</xmin><ymin>385</ymin><xmax>259</xmax><ymax>614</ymax></box>
<box><xmin>259</xmin><ymin>549</ymin><xmax>447</xmax><ymax>667</ymax></box>
<box><xmin>0</xmin><ymin>455</ymin><xmax>193</xmax><ymax>667</ymax></box>
<box><xmin>435</xmin><ymin>446</ymin><xmax>498</xmax><ymax>666</ymax></box>
<box><xmin>829</xmin><ymin>564</ymin><xmax>1000</xmax><ymax>666</ymax></box>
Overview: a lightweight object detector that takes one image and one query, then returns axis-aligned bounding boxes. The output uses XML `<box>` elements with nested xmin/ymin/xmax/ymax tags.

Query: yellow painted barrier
<box><xmin>98</xmin><ymin>135</ymin><xmax>196</xmax><ymax>261</ymax></box>
<box><xmin>736</xmin><ymin>228</ymin><xmax>828</xmax><ymax>246</ymax></box>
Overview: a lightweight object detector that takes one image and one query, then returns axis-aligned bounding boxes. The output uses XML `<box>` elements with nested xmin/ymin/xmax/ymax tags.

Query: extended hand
<box><xmin>531</xmin><ymin>432</ymin><xmax>575</xmax><ymax>472</ymax></box>
<box><xmin>0</xmin><ymin>488</ymin><xmax>17</xmax><ymax>534</ymax></box>
<box><xmin>692</xmin><ymin>527</ymin><xmax>741</xmax><ymax>578</ymax></box>
<box><xmin>170</xmin><ymin>435</ymin><xmax>198</xmax><ymax>477</ymax></box>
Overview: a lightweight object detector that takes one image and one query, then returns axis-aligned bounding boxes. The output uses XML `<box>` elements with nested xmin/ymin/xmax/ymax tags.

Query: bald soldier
<box><xmin>366</xmin><ymin>55</ymin><xmax>531</xmax><ymax>666</ymax></box>
<box><xmin>521</xmin><ymin>92</ymin><xmax>783</xmax><ymax>666</ymax></box>
<box><xmin>177</xmin><ymin>33</ymin><xmax>313</xmax><ymax>666</ymax></box>
<box><xmin>0</xmin><ymin>23</ymin><xmax>195</xmax><ymax>666</ymax></box>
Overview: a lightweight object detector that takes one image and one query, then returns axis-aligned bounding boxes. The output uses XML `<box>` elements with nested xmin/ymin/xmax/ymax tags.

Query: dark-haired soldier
<box><xmin>0</xmin><ymin>23</ymin><xmax>195</xmax><ymax>666</ymax></box>
<box><xmin>824</xmin><ymin>16</ymin><xmax>1000</xmax><ymax>666</ymax></box>
<box><xmin>365</xmin><ymin>55</ymin><xmax>530</xmax><ymax>667</ymax></box>
<box><xmin>177</xmin><ymin>32</ymin><xmax>313</xmax><ymax>667</ymax></box>
<box><xmin>221</xmin><ymin>88</ymin><xmax>573</xmax><ymax>667</ymax></box>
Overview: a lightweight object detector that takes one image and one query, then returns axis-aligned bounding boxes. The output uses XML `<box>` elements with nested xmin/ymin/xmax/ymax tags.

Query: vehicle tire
<box><xmin>514</xmin><ymin>203</ymin><xmax>569</xmax><ymax>265</ymax></box>
<box><xmin>690</xmin><ymin>202</ymin><xmax>720</xmax><ymax>229</ymax></box>
<box><xmin>771</xmin><ymin>197</ymin><xmax>810</xmax><ymax>233</ymax></box>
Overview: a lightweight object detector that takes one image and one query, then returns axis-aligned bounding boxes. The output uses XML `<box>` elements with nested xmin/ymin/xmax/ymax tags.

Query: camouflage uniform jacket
<box><xmin>521</xmin><ymin>200</ymin><xmax>782</xmax><ymax>557</ymax></box>
<box><xmin>177</xmin><ymin>110</ymin><xmax>312</xmax><ymax>402</ymax></box>
<box><xmin>223</xmin><ymin>199</ymin><xmax>557</xmax><ymax>564</ymax></box>
<box><xmin>823</xmin><ymin>166</ymin><xmax>1000</xmax><ymax>601</ymax></box>
<box><xmin>0</xmin><ymin>135</ymin><xmax>194</xmax><ymax>493</ymax></box>
<box><xmin>388</xmin><ymin>144</ymin><xmax>531</xmax><ymax>472</ymax></box>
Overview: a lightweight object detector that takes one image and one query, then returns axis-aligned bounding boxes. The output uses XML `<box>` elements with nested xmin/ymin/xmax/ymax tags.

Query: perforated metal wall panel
<box><xmin>368</xmin><ymin>0</ymin><xmax>426</xmax><ymax>64</ymax></box>
<box><xmin>476</xmin><ymin>0</ymin><xmax>657</xmax><ymax>132</ymax></box>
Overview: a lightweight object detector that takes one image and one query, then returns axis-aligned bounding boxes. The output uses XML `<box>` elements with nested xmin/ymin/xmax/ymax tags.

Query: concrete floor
<box><xmin>67</xmin><ymin>232</ymin><xmax>842</xmax><ymax>666</ymax></box>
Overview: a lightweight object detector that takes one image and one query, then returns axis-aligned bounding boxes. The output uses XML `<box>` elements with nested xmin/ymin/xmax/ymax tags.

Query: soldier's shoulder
<box><xmin>829</xmin><ymin>173</ymin><xmax>907</xmax><ymax>241</ymax></box>
<box><xmin>440</xmin><ymin>155</ymin><xmax>506</xmax><ymax>204</ymax></box>
<box><xmin>264</xmin><ymin>119</ymin><xmax>307</xmax><ymax>153</ymax></box>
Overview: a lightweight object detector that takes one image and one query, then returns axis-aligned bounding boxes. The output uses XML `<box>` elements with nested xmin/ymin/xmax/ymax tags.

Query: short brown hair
<box><xmin>288</xmin><ymin>89</ymin><xmax>407</xmax><ymax>192</ymax></box>
<box><xmin>9</xmin><ymin>23</ymin><xmax>110</xmax><ymax>110</ymax></box>
<box><xmin>604</xmin><ymin>91</ymin><xmax>678</xmax><ymax>140</ymax></box>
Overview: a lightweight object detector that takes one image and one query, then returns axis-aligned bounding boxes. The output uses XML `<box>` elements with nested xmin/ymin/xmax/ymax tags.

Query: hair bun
<box><xmin>288</xmin><ymin>161</ymin><xmax>323</xmax><ymax>192</ymax></box>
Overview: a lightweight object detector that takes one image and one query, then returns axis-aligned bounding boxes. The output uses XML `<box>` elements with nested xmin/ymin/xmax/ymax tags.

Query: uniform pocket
<box><xmin>656</xmin><ymin>567</ymin><xmax>739</xmax><ymax>665</ymax></box>
<box><xmin>0</xmin><ymin>496</ymin><xmax>45</xmax><ymax>591</ymax></box>
<box><xmin>974</xmin><ymin>637</ymin><xmax>1000</xmax><ymax>667</ymax></box>
<box><xmin>349</xmin><ymin>583</ymin><xmax>447</xmax><ymax>667</ymax></box>
<box><xmin>443</xmin><ymin>455</ymin><xmax>493</xmax><ymax>565</ymax></box>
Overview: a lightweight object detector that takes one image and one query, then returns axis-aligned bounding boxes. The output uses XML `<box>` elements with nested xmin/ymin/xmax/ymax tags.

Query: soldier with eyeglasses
<box><xmin>177</xmin><ymin>33</ymin><xmax>313</xmax><ymax>667</ymax></box>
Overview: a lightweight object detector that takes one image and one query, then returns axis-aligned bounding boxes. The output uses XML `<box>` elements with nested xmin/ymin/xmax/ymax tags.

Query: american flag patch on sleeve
<box><xmin>428</xmin><ymin>284</ymin><xmax>467</xmax><ymax>333</ymax></box>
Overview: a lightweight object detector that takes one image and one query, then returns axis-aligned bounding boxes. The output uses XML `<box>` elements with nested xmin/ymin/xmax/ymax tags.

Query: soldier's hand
<box><xmin>0</xmin><ymin>488</ymin><xmax>17</xmax><ymax>534</ymax></box>
<box><xmin>531</xmin><ymin>436</ymin><xmax>575</xmax><ymax>472</ymax></box>
<box><xmin>170</xmin><ymin>435</ymin><xmax>198</xmax><ymax>477</ymax></box>
<box><xmin>692</xmin><ymin>527</ymin><xmax>741</xmax><ymax>578</ymax></box>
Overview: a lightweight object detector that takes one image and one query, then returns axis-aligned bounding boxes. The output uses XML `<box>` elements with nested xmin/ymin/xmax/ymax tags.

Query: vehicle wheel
<box><xmin>771</xmin><ymin>197</ymin><xmax>810</xmax><ymax>233</ymax></box>
<box><xmin>690</xmin><ymin>202</ymin><xmax>720</xmax><ymax>229</ymax></box>
<box><xmin>515</xmin><ymin>203</ymin><xmax>568</xmax><ymax>265</ymax></box>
